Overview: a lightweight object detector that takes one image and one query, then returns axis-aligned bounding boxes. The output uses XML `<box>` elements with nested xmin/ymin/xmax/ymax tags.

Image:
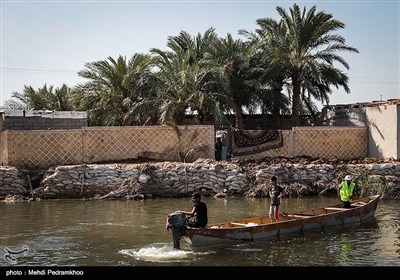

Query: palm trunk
<box><xmin>291</xmin><ymin>73</ymin><xmax>302</xmax><ymax>127</ymax></box>
<box><xmin>234</xmin><ymin>107</ymin><xmax>244</xmax><ymax>131</ymax></box>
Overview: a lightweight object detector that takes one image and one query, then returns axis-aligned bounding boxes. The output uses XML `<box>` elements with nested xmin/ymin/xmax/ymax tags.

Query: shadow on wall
<box><xmin>323</xmin><ymin>106</ymin><xmax>369</xmax><ymax>127</ymax></box>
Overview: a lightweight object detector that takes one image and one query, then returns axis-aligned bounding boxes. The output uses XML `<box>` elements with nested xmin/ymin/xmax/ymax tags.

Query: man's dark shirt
<box><xmin>194</xmin><ymin>202</ymin><xmax>208</xmax><ymax>227</ymax></box>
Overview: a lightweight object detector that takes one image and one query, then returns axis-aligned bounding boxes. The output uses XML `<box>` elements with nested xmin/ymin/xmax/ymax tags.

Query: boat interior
<box><xmin>208</xmin><ymin>200</ymin><xmax>368</xmax><ymax>229</ymax></box>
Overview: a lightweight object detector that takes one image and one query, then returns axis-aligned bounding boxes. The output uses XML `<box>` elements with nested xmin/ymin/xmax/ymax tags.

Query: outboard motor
<box><xmin>166</xmin><ymin>212</ymin><xmax>187</xmax><ymax>249</ymax></box>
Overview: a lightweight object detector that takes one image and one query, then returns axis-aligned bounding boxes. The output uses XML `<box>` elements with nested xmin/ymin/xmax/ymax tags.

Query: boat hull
<box><xmin>184</xmin><ymin>195</ymin><xmax>380</xmax><ymax>247</ymax></box>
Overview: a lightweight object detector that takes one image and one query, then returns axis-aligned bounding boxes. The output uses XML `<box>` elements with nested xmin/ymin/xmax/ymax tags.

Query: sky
<box><xmin>1</xmin><ymin>0</ymin><xmax>399</xmax><ymax>110</ymax></box>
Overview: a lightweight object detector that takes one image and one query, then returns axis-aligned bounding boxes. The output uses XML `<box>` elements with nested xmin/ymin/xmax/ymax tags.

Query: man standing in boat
<box><xmin>269</xmin><ymin>176</ymin><xmax>285</xmax><ymax>222</ymax></box>
<box><xmin>338</xmin><ymin>175</ymin><xmax>356</xmax><ymax>208</ymax></box>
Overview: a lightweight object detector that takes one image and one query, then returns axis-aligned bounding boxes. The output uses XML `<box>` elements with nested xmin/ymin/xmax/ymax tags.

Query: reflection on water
<box><xmin>339</xmin><ymin>233</ymin><xmax>356</xmax><ymax>262</ymax></box>
<box><xmin>0</xmin><ymin>197</ymin><xmax>399</xmax><ymax>266</ymax></box>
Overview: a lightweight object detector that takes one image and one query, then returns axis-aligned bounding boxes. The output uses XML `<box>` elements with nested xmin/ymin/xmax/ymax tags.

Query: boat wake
<box><xmin>119</xmin><ymin>243</ymin><xmax>214</xmax><ymax>263</ymax></box>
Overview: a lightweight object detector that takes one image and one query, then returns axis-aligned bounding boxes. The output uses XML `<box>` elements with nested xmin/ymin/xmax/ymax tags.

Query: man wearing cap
<box><xmin>338</xmin><ymin>175</ymin><xmax>356</xmax><ymax>208</ymax></box>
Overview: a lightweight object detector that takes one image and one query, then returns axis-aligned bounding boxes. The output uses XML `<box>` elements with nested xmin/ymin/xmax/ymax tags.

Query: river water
<box><xmin>1</xmin><ymin>196</ymin><xmax>399</xmax><ymax>269</ymax></box>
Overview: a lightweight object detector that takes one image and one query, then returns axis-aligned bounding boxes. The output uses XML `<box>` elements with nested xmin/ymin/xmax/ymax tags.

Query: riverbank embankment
<box><xmin>1</xmin><ymin>157</ymin><xmax>400</xmax><ymax>200</ymax></box>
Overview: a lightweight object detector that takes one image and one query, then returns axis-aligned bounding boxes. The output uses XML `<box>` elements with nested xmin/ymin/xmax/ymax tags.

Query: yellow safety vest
<box><xmin>340</xmin><ymin>181</ymin><xmax>355</xmax><ymax>202</ymax></box>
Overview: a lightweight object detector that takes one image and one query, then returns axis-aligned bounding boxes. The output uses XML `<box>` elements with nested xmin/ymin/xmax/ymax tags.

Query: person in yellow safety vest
<box><xmin>338</xmin><ymin>175</ymin><xmax>356</xmax><ymax>208</ymax></box>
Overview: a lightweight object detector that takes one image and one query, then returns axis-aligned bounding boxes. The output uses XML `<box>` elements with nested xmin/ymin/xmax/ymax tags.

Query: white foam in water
<box><xmin>226</xmin><ymin>243</ymin><xmax>263</xmax><ymax>252</ymax></box>
<box><xmin>119</xmin><ymin>243</ymin><xmax>213</xmax><ymax>263</ymax></box>
<box><xmin>226</xmin><ymin>248</ymin><xmax>263</xmax><ymax>252</ymax></box>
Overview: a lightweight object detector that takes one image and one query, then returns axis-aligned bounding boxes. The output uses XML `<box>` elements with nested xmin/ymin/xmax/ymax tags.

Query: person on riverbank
<box><xmin>176</xmin><ymin>192</ymin><xmax>208</xmax><ymax>228</ymax></box>
<box><xmin>338</xmin><ymin>175</ymin><xmax>356</xmax><ymax>208</ymax></box>
<box><xmin>215</xmin><ymin>137</ymin><xmax>223</xmax><ymax>161</ymax></box>
<box><xmin>269</xmin><ymin>176</ymin><xmax>285</xmax><ymax>222</ymax></box>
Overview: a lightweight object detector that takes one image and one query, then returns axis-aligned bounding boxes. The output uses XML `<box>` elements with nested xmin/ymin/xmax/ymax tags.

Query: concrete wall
<box><xmin>398</xmin><ymin>108</ymin><xmax>400</xmax><ymax>160</ymax></box>
<box><xmin>366</xmin><ymin>104</ymin><xmax>399</xmax><ymax>159</ymax></box>
<box><xmin>0</xmin><ymin>110</ymin><xmax>87</xmax><ymax>131</ymax></box>
<box><xmin>0</xmin><ymin>125</ymin><xmax>214</xmax><ymax>169</ymax></box>
<box><xmin>0</xmin><ymin>125</ymin><xmax>369</xmax><ymax>169</ymax></box>
<box><xmin>234</xmin><ymin>127</ymin><xmax>367</xmax><ymax>161</ymax></box>
<box><xmin>0</xmin><ymin>130</ymin><xmax>8</xmax><ymax>166</ymax></box>
<box><xmin>292</xmin><ymin>126</ymin><xmax>367</xmax><ymax>159</ymax></box>
<box><xmin>322</xmin><ymin>100</ymin><xmax>400</xmax><ymax>159</ymax></box>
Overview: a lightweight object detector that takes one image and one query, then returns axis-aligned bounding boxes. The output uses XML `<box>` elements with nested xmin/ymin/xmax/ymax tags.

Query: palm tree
<box><xmin>71</xmin><ymin>55</ymin><xmax>155</xmax><ymax>126</ymax></box>
<box><xmin>150</xmin><ymin>28</ymin><xmax>226</xmax><ymax>126</ymax></box>
<box><xmin>240</xmin><ymin>24</ymin><xmax>291</xmax><ymax>129</ymax></box>
<box><xmin>208</xmin><ymin>33</ymin><xmax>264</xmax><ymax>131</ymax></box>
<box><xmin>1</xmin><ymin>99</ymin><xmax>25</xmax><ymax>110</ymax></box>
<box><xmin>9</xmin><ymin>84</ymin><xmax>73</xmax><ymax>111</ymax></box>
<box><xmin>122</xmin><ymin>53</ymin><xmax>160</xmax><ymax>125</ymax></box>
<box><xmin>256</xmin><ymin>3</ymin><xmax>359</xmax><ymax>126</ymax></box>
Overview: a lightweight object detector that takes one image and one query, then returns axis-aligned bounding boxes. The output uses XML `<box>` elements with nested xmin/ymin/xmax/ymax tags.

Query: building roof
<box><xmin>0</xmin><ymin>109</ymin><xmax>87</xmax><ymax>119</ymax></box>
<box><xmin>323</xmin><ymin>99</ymin><xmax>400</xmax><ymax>110</ymax></box>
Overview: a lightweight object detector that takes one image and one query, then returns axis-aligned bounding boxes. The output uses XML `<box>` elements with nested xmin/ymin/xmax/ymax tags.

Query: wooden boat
<box><xmin>182</xmin><ymin>195</ymin><xmax>381</xmax><ymax>247</ymax></box>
